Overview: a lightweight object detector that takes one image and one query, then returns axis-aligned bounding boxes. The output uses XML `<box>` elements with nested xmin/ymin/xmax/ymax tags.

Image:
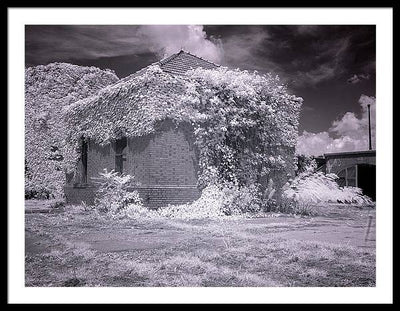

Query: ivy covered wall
<box><xmin>64</xmin><ymin>64</ymin><xmax>302</xmax><ymax>202</ymax></box>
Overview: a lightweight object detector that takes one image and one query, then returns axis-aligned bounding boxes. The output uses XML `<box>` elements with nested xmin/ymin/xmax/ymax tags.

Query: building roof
<box><xmin>119</xmin><ymin>50</ymin><xmax>219</xmax><ymax>83</ymax></box>
<box><xmin>159</xmin><ymin>50</ymin><xmax>219</xmax><ymax>75</ymax></box>
<box><xmin>324</xmin><ymin>150</ymin><xmax>376</xmax><ymax>159</ymax></box>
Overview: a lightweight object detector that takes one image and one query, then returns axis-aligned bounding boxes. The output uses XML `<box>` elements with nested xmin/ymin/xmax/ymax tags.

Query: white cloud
<box><xmin>296</xmin><ymin>95</ymin><xmax>376</xmax><ymax>156</ymax></box>
<box><xmin>330</xmin><ymin>112</ymin><xmax>362</xmax><ymax>135</ymax></box>
<box><xmin>137</xmin><ymin>25</ymin><xmax>223</xmax><ymax>63</ymax></box>
<box><xmin>296</xmin><ymin>131</ymin><xmax>332</xmax><ymax>156</ymax></box>
<box><xmin>331</xmin><ymin>94</ymin><xmax>376</xmax><ymax>140</ymax></box>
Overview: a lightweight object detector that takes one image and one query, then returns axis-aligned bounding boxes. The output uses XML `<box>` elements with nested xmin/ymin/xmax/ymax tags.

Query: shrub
<box><xmin>25</xmin><ymin>63</ymin><xmax>118</xmax><ymax>200</ymax></box>
<box><xmin>124</xmin><ymin>204</ymin><xmax>156</xmax><ymax>219</ymax></box>
<box><xmin>219</xmin><ymin>183</ymin><xmax>262</xmax><ymax>215</ymax></box>
<box><xmin>25</xmin><ymin>180</ymin><xmax>54</xmax><ymax>199</ymax></box>
<box><xmin>260</xmin><ymin>178</ymin><xmax>277</xmax><ymax>212</ymax></box>
<box><xmin>158</xmin><ymin>182</ymin><xmax>263</xmax><ymax>220</ymax></box>
<box><xmin>283</xmin><ymin>171</ymin><xmax>373</xmax><ymax>205</ymax></box>
<box><xmin>92</xmin><ymin>169</ymin><xmax>143</xmax><ymax>214</ymax></box>
<box><xmin>158</xmin><ymin>185</ymin><xmax>226</xmax><ymax>219</ymax></box>
<box><xmin>276</xmin><ymin>197</ymin><xmax>316</xmax><ymax>216</ymax></box>
<box><xmin>335</xmin><ymin>186</ymin><xmax>374</xmax><ymax>205</ymax></box>
<box><xmin>296</xmin><ymin>155</ymin><xmax>318</xmax><ymax>174</ymax></box>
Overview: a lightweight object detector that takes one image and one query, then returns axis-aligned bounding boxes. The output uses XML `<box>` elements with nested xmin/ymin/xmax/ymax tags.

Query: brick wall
<box><xmin>64</xmin><ymin>185</ymin><xmax>200</xmax><ymax>208</ymax></box>
<box><xmin>123</xmin><ymin>122</ymin><xmax>198</xmax><ymax>186</ymax></box>
<box><xmin>66</xmin><ymin>120</ymin><xmax>200</xmax><ymax>207</ymax></box>
<box><xmin>66</xmin><ymin>121</ymin><xmax>296</xmax><ymax>207</ymax></box>
<box><xmin>131</xmin><ymin>186</ymin><xmax>200</xmax><ymax>209</ymax></box>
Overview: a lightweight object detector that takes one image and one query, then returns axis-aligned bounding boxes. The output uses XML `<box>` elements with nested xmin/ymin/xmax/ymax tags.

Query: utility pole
<box><xmin>367</xmin><ymin>104</ymin><xmax>372</xmax><ymax>150</ymax></box>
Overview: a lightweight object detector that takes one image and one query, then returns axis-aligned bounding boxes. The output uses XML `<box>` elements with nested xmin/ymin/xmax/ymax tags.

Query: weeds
<box><xmin>91</xmin><ymin>169</ymin><xmax>143</xmax><ymax>215</ymax></box>
<box><xmin>25</xmin><ymin>203</ymin><xmax>376</xmax><ymax>287</ymax></box>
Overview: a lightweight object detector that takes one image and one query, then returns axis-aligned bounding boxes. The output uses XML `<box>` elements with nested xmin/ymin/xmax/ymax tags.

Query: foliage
<box><xmin>260</xmin><ymin>178</ymin><xmax>278</xmax><ymax>212</ymax></box>
<box><xmin>64</xmin><ymin>64</ymin><xmax>302</xmax><ymax>199</ymax></box>
<box><xmin>275</xmin><ymin>196</ymin><xmax>317</xmax><ymax>216</ymax></box>
<box><xmin>158</xmin><ymin>185</ymin><xmax>226</xmax><ymax>219</ymax></box>
<box><xmin>283</xmin><ymin>170</ymin><xmax>373</xmax><ymax>205</ymax></box>
<box><xmin>91</xmin><ymin>169</ymin><xmax>143</xmax><ymax>215</ymax></box>
<box><xmin>220</xmin><ymin>183</ymin><xmax>262</xmax><ymax>215</ymax></box>
<box><xmin>188</xmin><ymin>67</ymin><xmax>301</xmax><ymax>189</ymax></box>
<box><xmin>25</xmin><ymin>179</ymin><xmax>52</xmax><ymax>199</ymax></box>
<box><xmin>158</xmin><ymin>182</ymin><xmax>262</xmax><ymax>220</ymax></box>
<box><xmin>296</xmin><ymin>155</ymin><xmax>318</xmax><ymax>174</ymax></box>
<box><xmin>25</xmin><ymin>63</ymin><xmax>119</xmax><ymax>198</ymax></box>
<box><xmin>123</xmin><ymin>204</ymin><xmax>157</xmax><ymax>219</ymax></box>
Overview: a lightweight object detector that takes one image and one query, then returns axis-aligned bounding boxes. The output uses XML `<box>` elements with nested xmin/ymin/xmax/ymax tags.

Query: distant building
<box><xmin>324</xmin><ymin>150</ymin><xmax>376</xmax><ymax>200</ymax></box>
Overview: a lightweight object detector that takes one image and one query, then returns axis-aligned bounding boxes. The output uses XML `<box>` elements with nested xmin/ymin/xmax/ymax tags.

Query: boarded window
<box><xmin>346</xmin><ymin>166</ymin><xmax>356</xmax><ymax>187</ymax></box>
<box><xmin>337</xmin><ymin>166</ymin><xmax>357</xmax><ymax>187</ymax></box>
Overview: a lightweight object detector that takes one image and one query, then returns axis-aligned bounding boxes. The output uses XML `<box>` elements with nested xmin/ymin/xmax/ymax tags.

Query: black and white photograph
<box><xmin>8</xmin><ymin>7</ymin><xmax>393</xmax><ymax>304</ymax></box>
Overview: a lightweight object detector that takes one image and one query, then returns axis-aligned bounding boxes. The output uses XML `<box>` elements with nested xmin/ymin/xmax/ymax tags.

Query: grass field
<box><xmin>25</xmin><ymin>202</ymin><xmax>375</xmax><ymax>287</ymax></box>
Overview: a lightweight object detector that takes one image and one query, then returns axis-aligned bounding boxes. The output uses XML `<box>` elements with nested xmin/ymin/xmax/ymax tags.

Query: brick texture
<box><xmin>123</xmin><ymin>124</ymin><xmax>198</xmax><ymax>186</ymax></box>
<box><xmin>66</xmin><ymin>120</ymin><xmax>297</xmax><ymax>207</ymax></box>
<box><xmin>64</xmin><ymin>185</ymin><xmax>200</xmax><ymax>208</ymax></box>
<box><xmin>67</xmin><ymin>121</ymin><xmax>200</xmax><ymax>207</ymax></box>
<box><xmin>131</xmin><ymin>186</ymin><xmax>200</xmax><ymax>209</ymax></box>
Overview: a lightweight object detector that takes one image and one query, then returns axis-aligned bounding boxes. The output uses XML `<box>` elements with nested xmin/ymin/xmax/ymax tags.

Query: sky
<box><xmin>25</xmin><ymin>25</ymin><xmax>376</xmax><ymax>156</ymax></box>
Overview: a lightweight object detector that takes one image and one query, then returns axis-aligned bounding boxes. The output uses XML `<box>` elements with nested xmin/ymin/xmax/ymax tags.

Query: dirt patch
<box><xmin>77</xmin><ymin>228</ymin><xmax>190</xmax><ymax>252</ymax></box>
<box><xmin>25</xmin><ymin>231</ymin><xmax>51</xmax><ymax>255</ymax></box>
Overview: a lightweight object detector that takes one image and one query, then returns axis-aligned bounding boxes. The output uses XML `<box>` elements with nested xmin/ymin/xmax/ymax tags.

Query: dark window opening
<box><xmin>81</xmin><ymin>140</ymin><xmax>88</xmax><ymax>184</ymax></box>
<box><xmin>115</xmin><ymin>137</ymin><xmax>127</xmax><ymax>174</ymax></box>
<box><xmin>337</xmin><ymin>164</ymin><xmax>376</xmax><ymax>201</ymax></box>
<box><xmin>358</xmin><ymin>164</ymin><xmax>376</xmax><ymax>201</ymax></box>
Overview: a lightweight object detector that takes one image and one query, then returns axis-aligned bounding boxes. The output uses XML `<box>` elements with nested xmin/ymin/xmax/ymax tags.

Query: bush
<box><xmin>124</xmin><ymin>204</ymin><xmax>156</xmax><ymax>219</ymax></box>
<box><xmin>158</xmin><ymin>185</ymin><xmax>226</xmax><ymax>219</ymax></box>
<box><xmin>92</xmin><ymin>169</ymin><xmax>143</xmax><ymax>214</ymax></box>
<box><xmin>25</xmin><ymin>63</ymin><xmax>119</xmax><ymax>200</ymax></box>
<box><xmin>221</xmin><ymin>183</ymin><xmax>262</xmax><ymax>215</ymax></box>
<box><xmin>275</xmin><ymin>197</ymin><xmax>316</xmax><ymax>216</ymax></box>
<box><xmin>158</xmin><ymin>182</ymin><xmax>263</xmax><ymax>220</ymax></box>
<box><xmin>25</xmin><ymin>181</ymin><xmax>54</xmax><ymax>199</ymax></box>
<box><xmin>283</xmin><ymin>171</ymin><xmax>373</xmax><ymax>205</ymax></box>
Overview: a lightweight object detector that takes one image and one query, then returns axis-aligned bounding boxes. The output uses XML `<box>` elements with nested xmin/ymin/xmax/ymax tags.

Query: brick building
<box><xmin>65</xmin><ymin>51</ymin><xmax>218</xmax><ymax>207</ymax></box>
<box><xmin>64</xmin><ymin>50</ymin><xmax>299</xmax><ymax>207</ymax></box>
<box><xmin>65</xmin><ymin>120</ymin><xmax>200</xmax><ymax>207</ymax></box>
